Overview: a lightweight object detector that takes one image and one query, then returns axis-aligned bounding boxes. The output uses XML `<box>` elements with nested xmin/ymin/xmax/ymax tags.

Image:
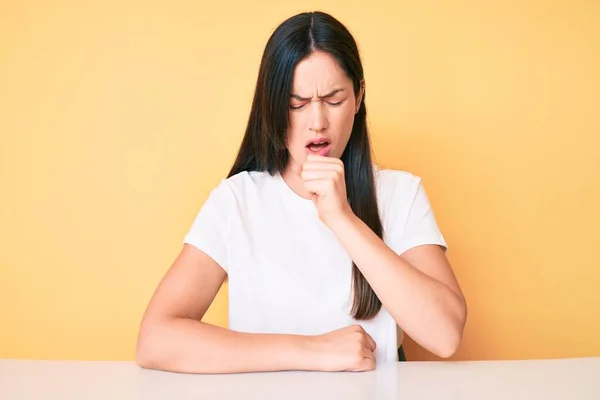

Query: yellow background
<box><xmin>1</xmin><ymin>0</ymin><xmax>599</xmax><ymax>362</ymax></box>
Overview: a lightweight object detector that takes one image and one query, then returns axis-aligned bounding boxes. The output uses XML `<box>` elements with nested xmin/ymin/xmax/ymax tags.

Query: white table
<box><xmin>1</xmin><ymin>357</ymin><xmax>599</xmax><ymax>399</ymax></box>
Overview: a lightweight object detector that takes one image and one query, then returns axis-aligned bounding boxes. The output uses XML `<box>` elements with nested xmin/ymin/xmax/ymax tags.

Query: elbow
<box><xmin>415</xmin><ymin>325</ymin><xmax>463</xmax><ymax>359</ymax></box>
<box><xmin>136</xmin><ymin>349</ymin><xmax>154</xmax><ymax>370</ymax></box>
<box><xmin>434</xmin><ymin>333</ymin><xmax>462</xmax><ymax>358</ymax></box>
<box><xmin>135</xmin><ymin>335</ymin><xmax>156</xmax><ymax>369</ymax></box>
<box><xmin>434</xmin><ymin>298</ymin><xmax>467</xmax><ymax>359</ymax></box>
<box><xmin>432</xmin><ymin>324</ymin><xmax>464</xmax><ymax>359</ymax></box>
<box><xmin>135</xmin><ymin>317</ymin><xmax>192</xmax><ymax>372</ymax></box>
<box><xmin>135</xmin><ymin>324</ymin><xmax>163</xmax><ymax>370</ymax></box>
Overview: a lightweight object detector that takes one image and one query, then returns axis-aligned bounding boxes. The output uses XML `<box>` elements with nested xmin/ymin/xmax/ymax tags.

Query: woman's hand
<box><xmin>307</xmin><ymin>325</ymin><xmax>377</xmax><ymax>372</ymax></box>
<box><xmin>299</xmin><ymin>155</ymin><xmax>352</xmax><ymax>224</ymax></box>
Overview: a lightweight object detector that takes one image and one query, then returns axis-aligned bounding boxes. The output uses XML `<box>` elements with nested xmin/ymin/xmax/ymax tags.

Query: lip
<box><xmin>304</xmin><ymin>137</ymin><xmax>331</xmax><ymax>147</ymax></box>
<box><xmin>305</xmin><ymin>137</ymin><xmax>331</xmax><ymax>156</ymax></box>
<box><xmin>305</xmin><ymin>144</ymin><xmax>330</xmax><ymax>156</ymax></box>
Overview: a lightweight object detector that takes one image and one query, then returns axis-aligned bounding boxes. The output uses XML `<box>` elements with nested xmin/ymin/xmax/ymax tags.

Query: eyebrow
<box><xmin>290</xmin><ymin>88</ymin><xmax>345</xmax><ymax>101</ymax></box>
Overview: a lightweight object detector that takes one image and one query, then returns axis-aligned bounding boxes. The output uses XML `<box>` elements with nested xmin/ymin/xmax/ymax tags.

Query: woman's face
<box><xmin>286</xmin><ymin>51</ymin><xmax>362</xmax><ymax>167</ymax></box>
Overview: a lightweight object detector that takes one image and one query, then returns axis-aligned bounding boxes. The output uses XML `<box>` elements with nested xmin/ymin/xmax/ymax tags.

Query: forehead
<box><xmin>291</xmin><ymin>51</ymin><xmax>352</xmax><ymax>93</ymax></box>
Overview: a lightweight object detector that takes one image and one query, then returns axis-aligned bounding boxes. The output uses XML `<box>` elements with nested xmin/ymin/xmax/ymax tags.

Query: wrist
<box><xmin>322</xmin><ymin>206</ymin><xmax>357</xmax><ymax>232</ymax></box>
<box><xmin>290</xmin><ymin>334</ymin><xmax>324</xmax><ymax>371</ymax></box>
<box><xmin>321</xmin><ymin>205</ymin><xmax>355</xmax><ymax>228</ymax></box>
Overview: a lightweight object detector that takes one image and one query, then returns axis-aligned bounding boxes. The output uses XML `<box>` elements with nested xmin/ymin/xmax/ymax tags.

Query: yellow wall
<box><xmin>1</xmin><ymin>0</ymin><xmax>598</xmax><ymax>361</ymax></box>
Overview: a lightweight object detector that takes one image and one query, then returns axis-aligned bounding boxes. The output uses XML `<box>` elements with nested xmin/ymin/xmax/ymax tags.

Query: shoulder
<box><xmin>206</xmin><ymin>170</ymin><xmax>277</xmax><ymax>206</ymax></box>
<box><xmin>372</xmin><ymin>164</ymin><xmax>434</xmax><ymax>228</ymax></box>
<box><xmin>226</xmin><ymin>170</ymin><xmax>275</xmax><ymax>189</ymax></box>
<box><xmin>217</xmin><ymin>170</ymin><xmax>275</xmax><ymax>195</ymax></box>
<box><xmin>373</xmin><ymin>164</ymin><xmax>447</xmax><ymax>252</ymax></box>
<box><xmin>373</xmin><ymin>164</ymin><xmax>423</xmax><ymax>204</ymax></box>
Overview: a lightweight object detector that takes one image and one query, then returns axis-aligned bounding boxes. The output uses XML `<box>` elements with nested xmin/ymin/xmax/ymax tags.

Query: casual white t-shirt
<box><xmin>183</xmin><ymin>165</ymin><xmax>447</xmax><ymax>363</ymax></box>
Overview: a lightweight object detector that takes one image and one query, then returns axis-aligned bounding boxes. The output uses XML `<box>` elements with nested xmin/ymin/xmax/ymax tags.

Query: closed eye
<box><xmin>290</xmin><ymin>100</ymin><xmax>345</xmax><ymax>110</ymax></box>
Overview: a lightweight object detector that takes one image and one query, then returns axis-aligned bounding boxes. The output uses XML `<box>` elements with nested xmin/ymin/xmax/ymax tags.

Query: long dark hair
<box><xmin>228</xmin><ymin>11</ymin><xmax>383</xmax><ymax>320</ymax></box>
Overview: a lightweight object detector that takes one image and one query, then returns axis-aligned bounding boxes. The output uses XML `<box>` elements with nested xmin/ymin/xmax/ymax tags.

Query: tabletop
<box><xmin>1</xmin><ymin>357</ymin><xmax>599</xmax><ymax>399</ymax></box>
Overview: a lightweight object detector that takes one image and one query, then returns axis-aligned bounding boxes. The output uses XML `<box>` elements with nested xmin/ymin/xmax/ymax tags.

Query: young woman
<box><xmin>136</xmin><ymin>11</ymin><xmax>467</xmax><ymax>374</ymax></box>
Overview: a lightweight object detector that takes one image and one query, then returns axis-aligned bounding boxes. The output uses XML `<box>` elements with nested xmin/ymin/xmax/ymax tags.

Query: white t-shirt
<box><xmin>183</xmin><ymin>166</ymin><xmax>447</xmax><ymax>363</ymax></box>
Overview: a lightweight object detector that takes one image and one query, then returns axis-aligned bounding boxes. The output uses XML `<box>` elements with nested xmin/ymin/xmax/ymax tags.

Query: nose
<box><xmin>310</xmin><ymin>101</ymin><xmax>328</xmax><ymax>132</ymax></box>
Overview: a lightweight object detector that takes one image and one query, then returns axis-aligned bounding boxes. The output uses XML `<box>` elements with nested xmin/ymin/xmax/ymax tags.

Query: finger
<box><xmin>359</xmin><ymin>350</ymin><xmax>376</xmax><ymax>371</ymax></box>
<box><xmin>353</xmin><ymin>359</ymin><xmax>375</xmax><ymax>372</ymax></box>
<box><xmin>301</xmin><ymin>162</ymin><xmax>344</xmax><ymax>174</ymax></box>
<box><xmin>300</xmin><ymin>170</ymin><xmax>337</xmax><ymax>182</ymax></box>
<box><xmin>304</xmin><ymin>155</ymin><xmax>344</xmax><ymax>166</ymax></box>
<box><xmin>306</xmin><ymin>154</ymin><xmax>343</xmax><ymax>164</ymax></box>
<box><xmin>303</xmin><ymin>179</ymin><xmax>334</xmax><ymax>196</ymax></box>
<box><xmin>364</xmin><ymin>332</ymin><xmax>377</xmax><ymax>352</ymax></box>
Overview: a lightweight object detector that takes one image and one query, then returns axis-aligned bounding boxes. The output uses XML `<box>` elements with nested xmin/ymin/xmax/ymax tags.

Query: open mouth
<box><xmin>305</xmin><ymin>138</ymin><xmax>331</xmax><ymax>155</ymax></box>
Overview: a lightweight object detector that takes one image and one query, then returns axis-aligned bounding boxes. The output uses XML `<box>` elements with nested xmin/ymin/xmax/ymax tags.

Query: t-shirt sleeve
<box><xmin>385</xmin><ymin>175</ymin><xmax>447</xmax><ymax>255</ymax></box>
<box><xmin>183</xmin><ymin>179</ymin><xmax>233</xmax><ymax>272</ymax></box>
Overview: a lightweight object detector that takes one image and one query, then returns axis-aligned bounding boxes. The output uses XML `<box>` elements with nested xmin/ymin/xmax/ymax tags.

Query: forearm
<box><xmin>327</xmin><ymin>212</ymin><xmax>466</xmax><ymax>357</ymax></box>
<box><xmin>136</xmin><ymin>317</ymin><xmax>315</xmax><ymax>373</ymax></box>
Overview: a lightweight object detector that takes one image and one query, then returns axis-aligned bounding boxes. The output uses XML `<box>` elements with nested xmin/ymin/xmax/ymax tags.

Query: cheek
<box><xmin>288</xmin><ymin>110</ymin><xmax>308</xmax><ymax>128</ymax></box>
<box><xmin>332</xmin><ymin>106</ymin><xmax>356</xmax><ymax>132</ymax></box>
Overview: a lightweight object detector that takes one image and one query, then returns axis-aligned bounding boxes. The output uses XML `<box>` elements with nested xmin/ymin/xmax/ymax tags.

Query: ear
<box><xmin>355</xmin><ymin>80</ymin><xmax>365</xmax><ymax>114</ymax></box>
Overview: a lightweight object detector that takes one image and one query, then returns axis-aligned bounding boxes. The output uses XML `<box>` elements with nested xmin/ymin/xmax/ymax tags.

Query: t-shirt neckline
<box><xmin>274</xmin><ymin>171</ymin><xmax>317</xmax><ymax>214</ymax></box>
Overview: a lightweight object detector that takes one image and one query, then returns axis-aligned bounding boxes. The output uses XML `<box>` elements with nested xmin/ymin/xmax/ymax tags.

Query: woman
<box><xmin>136</xmin><ymin>11</ymin><xmax>467</xmax><ymax>374</ymax></box>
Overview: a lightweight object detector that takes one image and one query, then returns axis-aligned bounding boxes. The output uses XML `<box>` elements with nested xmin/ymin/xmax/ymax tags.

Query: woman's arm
<box><xmin>325</xmin><ymin>213</ymin><xmax>467</xmax><ymax>358</ymax></box>
<box><xmin>136</xmin><ymin>244</ymin><xmax>311</xmax><ymax>373</ymax></box>
<box><xmin>137</xmin><ymin>318</ymin><xmax>315</xmax><ymax>374</ymax></box>
<box><xmin>136</xmin><ymin>244</ymin><xmax>376</xmax><ymax>373</ymax></box>
<box><xmin>300</xmin><ymin>155</ymin><xmax>467</xmax><ymax>358</ymax></box>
